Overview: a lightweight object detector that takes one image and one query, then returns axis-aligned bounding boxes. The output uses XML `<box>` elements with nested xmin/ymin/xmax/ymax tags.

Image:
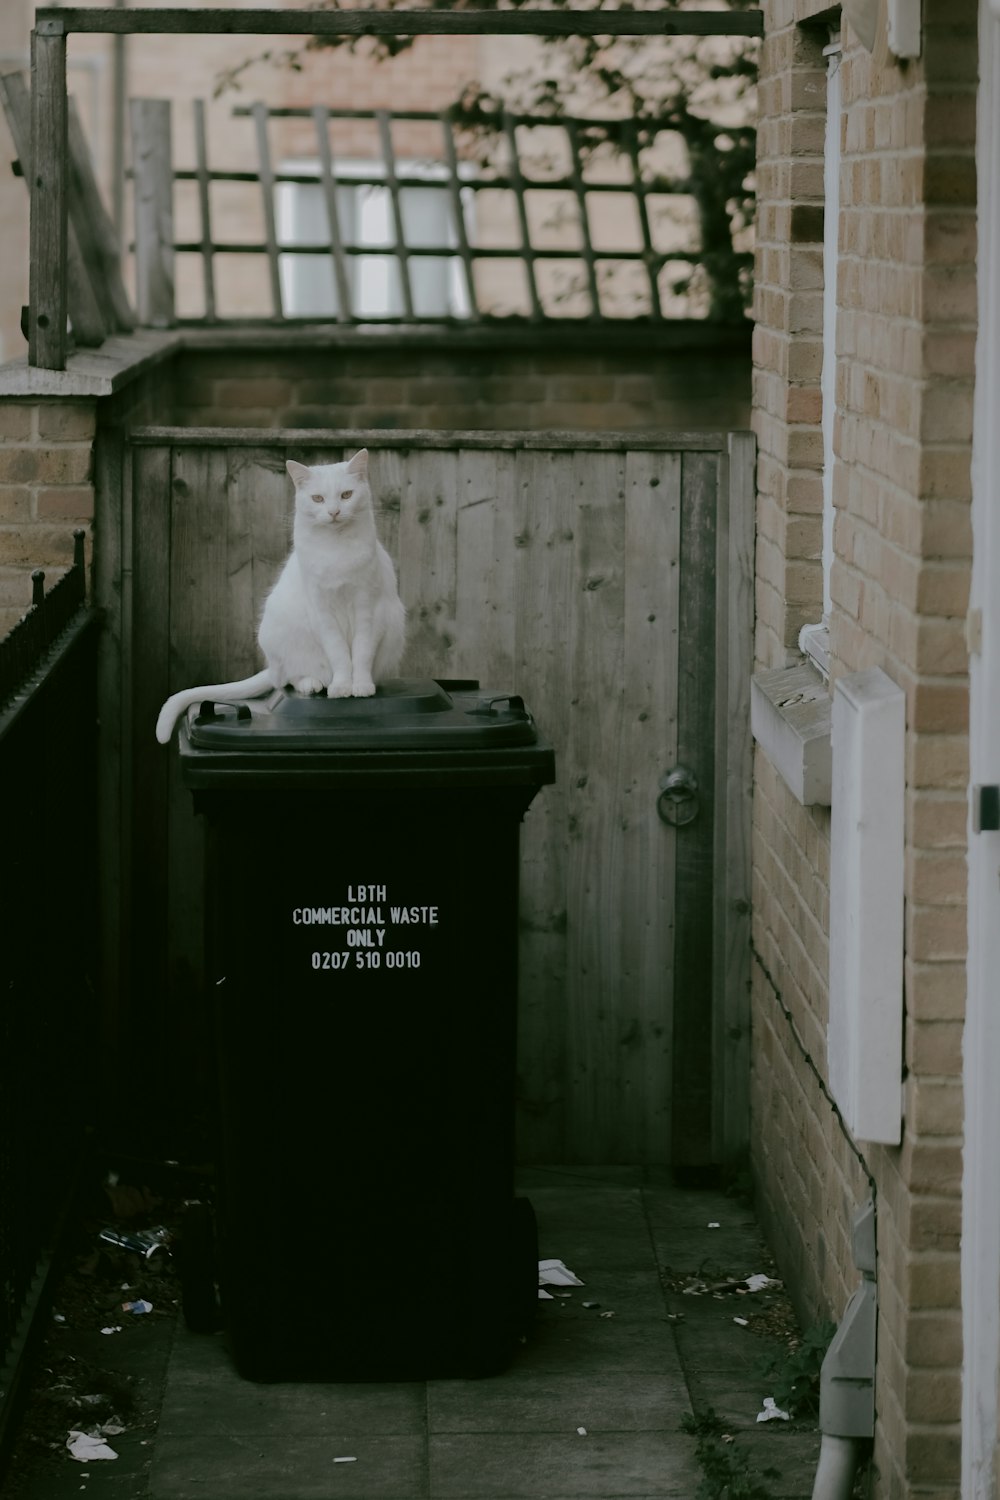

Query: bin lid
<box><xmin>178</xmin><ymin>679</ymin><xmax>555</xmax><ymax>790</ymax></box>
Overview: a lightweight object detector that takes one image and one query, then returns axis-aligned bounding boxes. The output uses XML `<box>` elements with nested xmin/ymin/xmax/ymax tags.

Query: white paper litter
<box><xmin>756</xmin><ymin>1397</ymin><xmax>790</xmax><ymax>1423</ymax></box>
<box><xmin>333</xmin><ymin>1456</ymin><xmax>357</xmax><ymax>1463</ymax></box>
<box><xmin>707</xmin><ymin>1222</ymin><xmax>721</xmax><ymax>1229</ymax></box>
<box><xmin>733</xmin><ymin>1317</ymin><xmax>749</xmax><ymax>1327</ymax></box>
<box><xmin>538</xmin><ymin>1259</ymin><xmax>584</xmax><ymax>1287</ymax></box>
<box><xmin>744</xmin><ymin>1274</ymin><xmax>778</xmax><ymax>1293</ymax></box>
<box><xmin>67</xmin><ymin>1431</ymin><xmax>119</xmax><ymax>1462</ymax></box>
<box><xmin>101</xmin><ymin>1419</ymin><xmax>126</xmax><ymax>1436</ymax></box>
<box><xmin>576</xmin><ymin>1427</ymin><xmax>587</xmax><ymax>1436</ymax></box>
<box><xmin>100</xmin><ymin>1326</ymin><xmax>122</xmax><ymax>1336</ymax></box>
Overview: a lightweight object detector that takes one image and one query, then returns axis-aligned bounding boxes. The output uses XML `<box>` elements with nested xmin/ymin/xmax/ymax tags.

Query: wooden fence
<box><xmin>96</xmin><ymin>426</ymin><xmax>754</xmax><ymax>1167</ymax></box>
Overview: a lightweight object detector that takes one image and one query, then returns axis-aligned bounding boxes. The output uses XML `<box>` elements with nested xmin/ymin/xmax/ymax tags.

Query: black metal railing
<box><xmin>0</xmin><ymin>533</ymin><xmax>100</xmax><ymax>1459</ymax></box>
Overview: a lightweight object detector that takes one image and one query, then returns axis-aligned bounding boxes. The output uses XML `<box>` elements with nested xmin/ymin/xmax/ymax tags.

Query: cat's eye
<box><xmin>311</xmin><ymin>493</ymin><xmax>323</xmax><ymax>504</ymax></box>
<box><xmin>341</xmin><ymin>489</ymin><xmax>353</xmax><ymax>500</ymax></box>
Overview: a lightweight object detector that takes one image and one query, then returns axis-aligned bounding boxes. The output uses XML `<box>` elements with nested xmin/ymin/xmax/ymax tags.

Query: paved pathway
<box><xmin>5</xmin><ymin>1167</ymin><xmax>823</xmax><ymax>1499</ymax></box>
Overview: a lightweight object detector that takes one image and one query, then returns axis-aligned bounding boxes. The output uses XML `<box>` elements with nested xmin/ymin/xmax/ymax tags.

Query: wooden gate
<box><xmin>97</xmin><ymin>427</ymin><xmax>753</xmax><ymax>1167</ymax></box>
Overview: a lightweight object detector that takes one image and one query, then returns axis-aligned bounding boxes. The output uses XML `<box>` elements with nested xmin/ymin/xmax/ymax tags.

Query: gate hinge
<box><xmin>972</xmin><ymin>785</ymin><xmax>1000</xmax><ymax>833</ymax></box>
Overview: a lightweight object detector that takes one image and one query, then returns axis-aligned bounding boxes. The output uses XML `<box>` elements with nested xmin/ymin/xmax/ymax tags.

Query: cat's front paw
<box><xmin>327</xmin><ymin>679</ymin><xmax>353</xmax><ymax>698</ymax></box>
<box><xmin>293</xmin><ymin>676</ymin><xmax>326</xmax><ymax>696</ymax></box>
<box><xmin>352</xmin><ymin>678</ymin><xmax>376</xmax><ymax>698</ymax></box>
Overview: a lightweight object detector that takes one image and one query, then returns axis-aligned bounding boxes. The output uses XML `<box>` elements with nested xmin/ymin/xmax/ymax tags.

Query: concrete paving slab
<box><xmin>427</xmin><ymin>1369</ymin><xmax>691</xmax><ymax>1434</ymax></box>
<box><xmin>150</xmin><ymin>1432</ymin><xmax>428</xmax><ymax>1498</ymax></box>
<box><xmin>519</xmin><ymin>1313</ymin><xmax>688</xmax><ymax>1374</ymax></box>
<box><xmin>160</xmin><ymin>1358</ymin><xmax>427</xmax><ymax>1439</ymax></box>
<box><xmin>428</xmin><ymin>1430</ymin><xmax>703</xmax><ymax>1497</ymax></box>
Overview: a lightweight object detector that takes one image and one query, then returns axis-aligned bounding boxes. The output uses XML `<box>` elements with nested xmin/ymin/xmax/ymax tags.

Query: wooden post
<box><xmin>566</xmin><ymin>121</ymin><xmax>602</xmax><ymax>319</ymax></box>
<box><xmin>251</xmin><ymin>102</ymin><xmax>283</xmax><ymax>318</ymax></box>
<box><xmin>192</xmin><ymin>99</ymin><xmax>217</xmax><ymax>321</ymax></box>
<box><xmin>130</xmin><ymin>98</ymin><xmax>175</xmax><ymax>327</ymax></box>
<box><xmin>2</xmin><ymin>70</ymin><xmax>106</xmax><ymax>350</ymax></box>
<box><xmin>29</xmin><ymin>17</ymin><xmax>69</xmax><ymax>369</ymax></box>
<box><xmin>312</xmin><ymin>105</ymin><xmax>353</xmax><ymax>320</ymax></box>
<box><xmin>440</xmin><ymin>112</ymin><xmax>480</xmax><ymax>320</ymax></box>
<box><xmin>376</xmin><ymin>110</ymin><xmax>415</xmax><ymax>320</ymax></box>
<box><xmin>68</xmin><ymin>99</ymin><xmax>136</xmax><ymax>331</ymax></box>
<box><xmin>503</xmin><ymin>112</ymin><xmax>542</xmax><ymax>320</ymax></box>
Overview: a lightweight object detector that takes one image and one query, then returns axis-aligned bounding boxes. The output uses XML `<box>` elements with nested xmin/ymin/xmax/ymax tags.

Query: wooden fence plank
<box><xmin>504</xmin><ymin>112</ymin><xmax>542</xmax><ymax>321</ymax></box>
<box><xmin>712</xmin><ymin>430</ymin><xmax>755</xmax><ymax>1163</ymax></box>
<box><xmin>251</xmin><ymin>102</ymin><xmax>284</xmax><ymax>318</ymax></box>
<box><xmin>564</xmin><ymin>450</ymin><xmax>628</xmax><ymax>1160</ymax></box>
<box><xmin>397</xmin><ymin>449</ymin><xmax>459</xmax><ymax>680</ymax></box>
<box><xmin>670</xmin><ymin>448</ymin><xmax>720</xmax><ymax>1169</ymax></box>
<box><xmin>67</xmin><ymin>97</ymin><xmax>135</xmax><ymax>331</ymax></box>
<box><xmin>192</xmin><ymin>99</ymin><xmax>217</xmax><ymax>322</ymax></box>
<box><xmin>622</xmin><ymin>449</ymin><xmax>682</xmax><ymax>1164</ymax></box>
<box><xmin>624</xmin><ymin>120</ymin><xmax>663</xmax><ymax>321</ymax></box>
<box><xmin>566</xmin><ymin>120</ymin><xmax>602</xmax><ymax>319</ymax></box>
<box><xmin>513</xmin><ymin>448</ymin><xmax>574</xmax><ymax>1161</ymax></box>
<box><xmin>130</xmin><ymin>98</ymin><xmax>175</xmax><ymax>327</ymax></box>
<box><xmin>440</xmin><ymin>112</ymin><xmax>479</xmax><ymax>320</ymax></box>
<box><xmin>376</xmin><ymin>110</ymin><xmax>415</xmax><ymax>321</ymax></box>
<box><xmin>165</xmin><ymin>445</ymin><xmax>230</xmax><ymax>1111</ymax></box>
<box><xmin>312</xmin><ymin>105</ymin><xmax>353</xmax><ymax>321</ymax></box>
<box><xmin>368</xmin><ymin>444</ymin><xmax>404</xmax><ymax>583</ymax></box>
<box><xmin>454</xmin><ymin>447</ymin><xmax>516</xmax><ymax>689</ymax></box>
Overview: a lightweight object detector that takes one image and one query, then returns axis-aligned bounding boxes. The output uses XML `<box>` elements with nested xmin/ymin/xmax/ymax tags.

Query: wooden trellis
<box><xmin>28</xmin><ymin>6</ymin><xmax>763</xmax><ymax>368</ymax></box>
<box><xmin>132</xmin><ymin>99</ymin><xmax>722</xmax><ymax>328</ymax></box>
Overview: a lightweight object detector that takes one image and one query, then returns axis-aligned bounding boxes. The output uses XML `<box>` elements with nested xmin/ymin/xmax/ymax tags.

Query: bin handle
<box><xmin>471</xmin><ymin>694</ymin><xmax>527</xmax><ymax>718</ymax></box>
<box><xmin>196</xmin><ymin>701</ymin><xmax>253</xmax><ymax>725</ymax></box>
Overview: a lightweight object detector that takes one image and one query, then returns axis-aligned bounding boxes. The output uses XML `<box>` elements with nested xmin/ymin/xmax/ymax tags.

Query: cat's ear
<box><xmin>345</xmin><ymin>449</ymin><xmax>368</xmax><ymax>477</ymax></box>
<box><xmin>286</xmin><ymin>460</ymin><xmax>312</xmax><ymax>486</ymax></box>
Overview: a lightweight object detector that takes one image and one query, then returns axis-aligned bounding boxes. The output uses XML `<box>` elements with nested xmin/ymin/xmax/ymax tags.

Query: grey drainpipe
<box><xmin>811</xmin><ymin>1200</ymin><xmax>876</xmax><ymax>1500</ymax></box>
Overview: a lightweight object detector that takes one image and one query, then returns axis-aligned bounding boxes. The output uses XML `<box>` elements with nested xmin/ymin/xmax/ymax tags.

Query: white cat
<box><xmin>155</xmin><ymin>449</ymin><xmax>406</xmax><ymax>744</ymax></box>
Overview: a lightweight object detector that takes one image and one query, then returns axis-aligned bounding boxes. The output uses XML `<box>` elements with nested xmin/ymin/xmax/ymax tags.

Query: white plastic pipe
<box><xmin>811</xmin><ymin>1434</ymin><xmax>863</xmax><ymax>1500</ymax></box>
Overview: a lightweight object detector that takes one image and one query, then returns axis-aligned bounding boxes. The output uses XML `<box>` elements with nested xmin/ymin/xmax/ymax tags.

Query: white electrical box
<box><xmin>828</xmin><ymin>667</ymin><xmax>905</xmax><ymax>1144</ymax></box>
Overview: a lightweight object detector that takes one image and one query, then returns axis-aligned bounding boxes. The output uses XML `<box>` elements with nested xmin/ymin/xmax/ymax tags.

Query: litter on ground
<box><xmin>538</xmin><ymin>1258</ymin><xmax>584</xmax><ymax>1299</ymax></box>
<box><xmin>757</xmin><ymin>1397</ymin><xmax>791</xmax><ymax>1423</ymax></box>
<box><xmin>66</xmin><ymin>1431</ymin><xmax>119</xmax><ymax>1463</ymax></box>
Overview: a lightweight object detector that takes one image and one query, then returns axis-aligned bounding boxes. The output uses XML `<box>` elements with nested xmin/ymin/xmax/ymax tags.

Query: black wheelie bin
<box><xmin>176</xmin><ymin>678</ymin><xmax>554</xmax><ymax>1382</ymax></box>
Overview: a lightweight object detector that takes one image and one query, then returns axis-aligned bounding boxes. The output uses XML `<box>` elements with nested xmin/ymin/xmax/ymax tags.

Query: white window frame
<box><xmin>276</xmin><ymin>157</ymin><xmax>473</xmax><ymax>320</ymax></box>
<box><xmin>799</xmin><ymin>35</ymin><xmax>842</xmax><ymax>679</ymax></box>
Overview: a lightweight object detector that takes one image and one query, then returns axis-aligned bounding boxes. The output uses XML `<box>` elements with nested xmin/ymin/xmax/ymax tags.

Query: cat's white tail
<box><xmin>155</xmin><ymin>670</ymin><xmax>275</xmax><ymax>745</ymax></box>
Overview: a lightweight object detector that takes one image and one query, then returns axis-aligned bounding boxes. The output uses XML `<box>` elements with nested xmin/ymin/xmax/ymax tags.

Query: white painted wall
<box><xmin>962</xmin><ymin>2</ymin><xmax>1000</xmax><ymax>1492</ymax></box>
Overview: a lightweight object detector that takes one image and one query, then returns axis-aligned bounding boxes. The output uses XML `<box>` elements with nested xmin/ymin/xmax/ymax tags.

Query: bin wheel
<box><xmin>176</xmin><ymin>1201</ymin><xmax>220</xmax><ymax>1333</ymax></box>
<box><xmin>510</xmin><ymin>1195</ymin><xmax>539</xmax><ymax>1340</ymax></box>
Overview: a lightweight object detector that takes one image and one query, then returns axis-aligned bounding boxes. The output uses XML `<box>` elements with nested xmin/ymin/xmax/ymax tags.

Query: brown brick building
<box><xmin>749</xmin><ymin>0</ymin><xmax>996</xmax><ymax>1489</ymax></box>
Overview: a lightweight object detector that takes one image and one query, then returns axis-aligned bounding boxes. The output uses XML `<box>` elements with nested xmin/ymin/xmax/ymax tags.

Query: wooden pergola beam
<box><xmin>35</xmin><ymin>7</ymin><xmax>763</xmax><ymax>38</ymax></box>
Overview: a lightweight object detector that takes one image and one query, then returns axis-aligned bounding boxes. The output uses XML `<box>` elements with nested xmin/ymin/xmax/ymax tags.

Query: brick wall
<box><xmin>750</xmin><ymin>0</ymin><xmax>977</xmax><ymax>1491</ymax></box>
<box><xmin>169</xmin><ymin>330</ymin><xmax>751</xmax><ymax>432</ymax></box>
<box><xmin>0</xmin><ymin>401</ymin><xmax>96</xmax><ymax>637</ymax></box>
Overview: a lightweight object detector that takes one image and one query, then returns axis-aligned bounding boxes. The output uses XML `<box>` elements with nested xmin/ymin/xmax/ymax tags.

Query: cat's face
<box><xmin>286</xmin><ymin>451</ymin><xmax>370</xmax><ymax>527</ymax></box>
